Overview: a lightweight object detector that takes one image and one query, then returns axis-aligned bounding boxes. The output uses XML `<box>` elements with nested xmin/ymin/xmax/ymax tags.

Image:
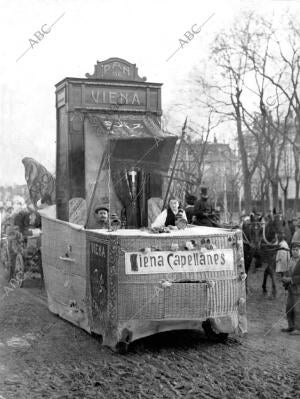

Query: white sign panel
<box><xmin>125</xmin><ymin>249</ymin><xmax>234</xmax><ymax>275</ymax></box>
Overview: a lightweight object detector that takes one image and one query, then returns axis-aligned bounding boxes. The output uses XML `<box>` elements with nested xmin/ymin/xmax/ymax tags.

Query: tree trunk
<box><xmin>283</xmin><ymin>189</ymin><xmax>288</xmax><ymax>217</ymax></box>
<box><xmin>293</xmin><ymin>145</ymin><xmax>300</xmax><ymax>214</ymax></box>
<box><xmin>235</xmin><ymin>101</ymin><xmax>253</xmax><ymax>213</ymax></box>
<box><xmin>243</xmin><ymin>174</ymin><xmax>252</xmax><ymax>213</ymax></box>
<box><xmin>271</xmin><ymin>180</ymin><xmax>279</xmax><ymax>211</ymax></box>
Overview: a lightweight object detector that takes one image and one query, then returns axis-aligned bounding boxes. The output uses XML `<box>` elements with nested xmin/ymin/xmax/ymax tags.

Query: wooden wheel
<box><xmin>202</xmin><ymin>320</ymin><xmax>229</xmax><ymax>343</ymax></box>
<box><xmin>15</xmin><ymin>253</ymin><xmax>25</xmax><ymax>287</ymax></box>
<box><xmin>116</xmin><ymin>341</ymin><xmax>129</xmax><ymax>354</ymax></box>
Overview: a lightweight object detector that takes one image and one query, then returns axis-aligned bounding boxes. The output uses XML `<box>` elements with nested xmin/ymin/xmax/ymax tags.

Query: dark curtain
<box><xmin>111</xmin><ymin>163</ymin><xmax>150</xmax><ymax>228</ymax></box>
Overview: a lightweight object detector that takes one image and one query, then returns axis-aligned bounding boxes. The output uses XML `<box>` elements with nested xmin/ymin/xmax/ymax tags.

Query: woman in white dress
<box><xmin>276</xmin><ymin>232</ymin><xmax>290</xmax><ymax>275</ymax></box>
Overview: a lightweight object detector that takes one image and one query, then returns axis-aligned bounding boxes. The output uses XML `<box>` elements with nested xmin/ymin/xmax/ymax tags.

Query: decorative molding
<box><xmin>86</xmin><ymin>58</ymin><xmax>147</xmax><ymax>82</ymax></box>
<box><xmin>106</xmin><ymin>236</ymin><xmax>119</xmax><ymax>336</ymax></box>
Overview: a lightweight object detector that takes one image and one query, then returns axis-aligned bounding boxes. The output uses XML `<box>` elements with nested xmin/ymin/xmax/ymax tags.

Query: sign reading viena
<box><xmin>90</xmin><ymin>88</ymin><xmax>143</xmax><ymax>106</ymax></box>
<box><xmin>125</xmin><ymin>249</ymin><xmax>234</xmax><ymax>275</ymax></box>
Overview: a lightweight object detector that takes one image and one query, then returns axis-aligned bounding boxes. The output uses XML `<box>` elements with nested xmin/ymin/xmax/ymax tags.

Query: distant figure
<box><xmin>282</xmin><ymin>241</ymin><xmax>300</xmax><ymax>335</ymax></box>
<box><xmin>0</xmin><ymin>201</ymin><xmax>5</xmax><ymax>223</ymax></box>
<box><xmin>193</xmin><ymin>187</ymin><xmax>217</xmax><ymax>227</ymax></box>
<box><xmin>275</xmin><ymin>232</ymin><xmax>290</xmax><ymax>276</ymax></box>
<box><xmin>94</xmin><ymin>206</ymin><xmax>109</xmax><ymax>229</ymax></box>
<box><xmin>13</xmin><ymin>208</ymin><xmax>30</xmax><ymax>235</ymax></box>
<box><xmin>151</xmin><ymin>197</ymin><xmax>187</xmax><ymax>230</ymax></box>
<box><xmin>185</xmin><ymin>192</ymin><xmax>197</xmax><ymax>224</ymax></box>
<box><xmin>286</xmin><ymin>208</ymin><xmax>295</xmax><ymax>236</ymax></box>
<box><xmin>291</xmin><ymin>220</ymin><xmax>300</xmax><ymax>244</ymax></box>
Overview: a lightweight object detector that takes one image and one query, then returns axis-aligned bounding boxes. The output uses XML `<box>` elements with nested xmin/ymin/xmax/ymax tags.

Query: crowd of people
<box><xmin>0</xmin><ymin>195</ymin><xmax>43</xmax><ymax>238</ymax></box>
<box><xmin>150</xmin><ymin>187</ymin><xmax>220</xmax><ymax>230</ymax></box>
<box><xmin>1</xmin><ymin>187</ymin><xmax>299</xmax><ymax>336</ymax></box>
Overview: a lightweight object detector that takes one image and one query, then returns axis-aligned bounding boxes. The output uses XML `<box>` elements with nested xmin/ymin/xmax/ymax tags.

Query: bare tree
<box><xmin>256</xmin><ymin>17</ymin><xmax>300</xmax><ymax>211</ymax></box>
<box><xmin>194</xmin><ymin>12</ymin><xmax>262</xmax><ymax>212</ymax></box>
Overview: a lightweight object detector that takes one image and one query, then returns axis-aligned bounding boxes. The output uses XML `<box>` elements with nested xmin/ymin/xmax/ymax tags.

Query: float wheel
<box><xmin>202</xmin><ymin>320</ymin><xmax>229</xmax><ymax>343</ymax></box>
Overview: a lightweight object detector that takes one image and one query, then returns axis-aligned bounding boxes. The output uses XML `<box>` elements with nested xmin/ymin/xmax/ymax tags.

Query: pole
<box><xmin>224</xmin><ymin>170</ymin><xmax>228</xmax><ymax>223</ymax></box>
<box><xmin>84</xmin><ymin>119</ymin><xmax>116</xmax><ymax>229</ymax></box>
<box><xmin>162</xmin><ymin>117</ymin><xmax>188</xmax><ymax>209</ymax></box>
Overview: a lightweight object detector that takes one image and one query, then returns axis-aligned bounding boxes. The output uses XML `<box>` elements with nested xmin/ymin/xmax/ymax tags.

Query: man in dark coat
<box><xmin>193</xmin><ymin>187</ymin><xmax>216</xmax><ymax>227</ymax></box>
<box><xmin>185</xmin><ymin>192</ymin><xmax>197</xmax><ymax>224</ymax></box>
<box><xmin>282</xmin><ymin>241</ymin><xmax>300</xmax><ymax>334</ymax></box>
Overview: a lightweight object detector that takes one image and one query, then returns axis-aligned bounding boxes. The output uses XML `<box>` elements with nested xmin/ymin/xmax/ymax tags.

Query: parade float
<box><xmin>39</xmin><ymin>58</ymin><xmax>247</xmax><ymax>352</ymax></box>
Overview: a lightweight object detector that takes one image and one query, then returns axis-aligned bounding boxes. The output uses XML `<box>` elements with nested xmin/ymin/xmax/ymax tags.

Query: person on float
<box><xmin>281</xmin><ymin>241</ymin><xmax>300</xmax><ymax>334</ymax></box>
<box><xmin>193</xmin><ymin>187</ymin><xmax>217</xmax><ymax>227</ymax></box>
<box><xmin>94</xmin><ymin>206</ymin><xmax>110</xmax><ymax>229</ymax></box>
<box><xmin>151</xmin><ymin>197</ymin><xmax>187</xmax><ymax>230</ymax></box>
<box><xmin>184</xmin><ymin>192</ymin><xmax>197</xmax><ymax>224</ymax></box>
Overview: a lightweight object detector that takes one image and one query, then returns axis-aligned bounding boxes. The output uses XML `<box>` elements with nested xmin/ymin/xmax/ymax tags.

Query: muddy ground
<box><xmin>0</xmin><ymin>267</ymin><xmax>299</xmax><ymax>399</ymax></box>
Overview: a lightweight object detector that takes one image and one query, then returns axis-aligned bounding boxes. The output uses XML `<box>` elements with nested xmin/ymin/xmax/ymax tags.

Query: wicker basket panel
<box><xmin>118</xmin><ymin>282</ymin><xmax>209</xmax><ymax>321</ymax></box>
<box><xmin>208</xmin><ymin>279</ymin><xmax>239</xmax><ymax>316</ymax></box>
<box><xmin>163</xmin><ymin>282</ymin><xmax>208</xmax><ymax>319</ymax></box>
<box><xmin>118</xmin><ymin>283</ymin><xmax>164</xmax><ymax>320</ymax></box>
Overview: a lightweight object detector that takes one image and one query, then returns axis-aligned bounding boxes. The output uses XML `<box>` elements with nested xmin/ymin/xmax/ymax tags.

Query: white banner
<box><xmin>125</xmin><ymin>249</ymin><xmax>234</xmax><ymax>275</ymax></box>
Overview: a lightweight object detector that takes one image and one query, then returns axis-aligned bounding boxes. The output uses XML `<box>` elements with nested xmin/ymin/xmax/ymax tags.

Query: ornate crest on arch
<box><xmin>85</xmin><ymin>57</ymin><xmax>147</xmax><ymax>82</ymax></box>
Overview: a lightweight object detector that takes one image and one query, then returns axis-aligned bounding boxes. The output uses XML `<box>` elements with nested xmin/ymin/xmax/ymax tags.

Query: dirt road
<box><xmin>0</xmin><ymin>269</ymin><xmax>299</xmax><ymax>399</ymax></box>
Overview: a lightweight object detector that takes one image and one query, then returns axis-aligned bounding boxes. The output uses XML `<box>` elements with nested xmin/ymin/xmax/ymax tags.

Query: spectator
<box><xmin>151</xmin><ymin>197</ymin><xmax>187</xmax><ymax>230</ymax></box>
<box><xmin>281</xmin><ymin>241</ymin><xmax>300</xmax><ymax>334</ymax></box>
<box><xmin>275</xmin><ymin>232</ymin><xmax>290</xmax><ymax>277</ymax></box>
<box><xmin>193</xmin><ymin>187</ymin><xmax>217</xmax><ymax>227</ymax></box>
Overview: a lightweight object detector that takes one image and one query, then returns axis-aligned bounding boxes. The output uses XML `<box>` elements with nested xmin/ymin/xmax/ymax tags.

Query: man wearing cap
<box><xmin>94</xmin><ymin>206</ymin><xmax>109</xmax><ymax>229</ymax></box>
<box><xmin>193</xmin><ymin>187</ymin><xmax>216</xmax><ymax>227</ymax></box>
<box><xmin>282</xmin><ymin>241</ymin><xmax>300</xmax><ymax>334</ymax></box>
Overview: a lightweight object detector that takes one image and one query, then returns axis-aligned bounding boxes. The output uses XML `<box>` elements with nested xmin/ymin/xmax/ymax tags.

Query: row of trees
<box><xmin>166</xmin><ymin>10</ymin><xmax>300</xmax><ymax>215</ymax></box>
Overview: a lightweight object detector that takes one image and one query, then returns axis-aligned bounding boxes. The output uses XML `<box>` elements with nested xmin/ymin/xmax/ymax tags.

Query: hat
<box><xmin>200</xmin><ymin>187</ymin><xmax>208</xmax><ymax>199</ymax></box>
<box><xmin>291</xmin><ymin>241</ymin><xmax>300</xmax><ymax>248</ymax></box>
<box><xmin>95</xmin><ymin>206</ymin><xmax>109</xmax><ymax>214</ymax></box>
<box><xmin>185</xmin><ymin>192</ymin><xmax>197</xmax><ymax>205</ymax></box>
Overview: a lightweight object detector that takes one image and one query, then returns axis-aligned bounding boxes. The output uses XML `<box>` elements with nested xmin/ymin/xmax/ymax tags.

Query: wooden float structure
<box><xmin>40</xmin><ymin>58</ymin><xmax>247</xmax><ymax>351</ymax></box>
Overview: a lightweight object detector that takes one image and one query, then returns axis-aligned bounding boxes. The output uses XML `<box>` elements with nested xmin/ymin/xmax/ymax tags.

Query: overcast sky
<box><xmin>0</xmin><ymin>0</ymin><xmax>299</xmax><ymax>186</ymax></box>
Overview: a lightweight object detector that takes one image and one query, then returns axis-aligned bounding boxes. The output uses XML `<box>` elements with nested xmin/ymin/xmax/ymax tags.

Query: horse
<box><xmin>261</xmin><ymin>212</ymin><xmax>291</xmax><ymax>297</ymax></box>
<box><xmin>243</xmin><ymin>211</ymin><xmax>291</xmax><ymax>297</ymax></box>
<box><xmin>242</xmin><ymin>214</ymin><xmax>264</xmax><ymax>276</ymax></box>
